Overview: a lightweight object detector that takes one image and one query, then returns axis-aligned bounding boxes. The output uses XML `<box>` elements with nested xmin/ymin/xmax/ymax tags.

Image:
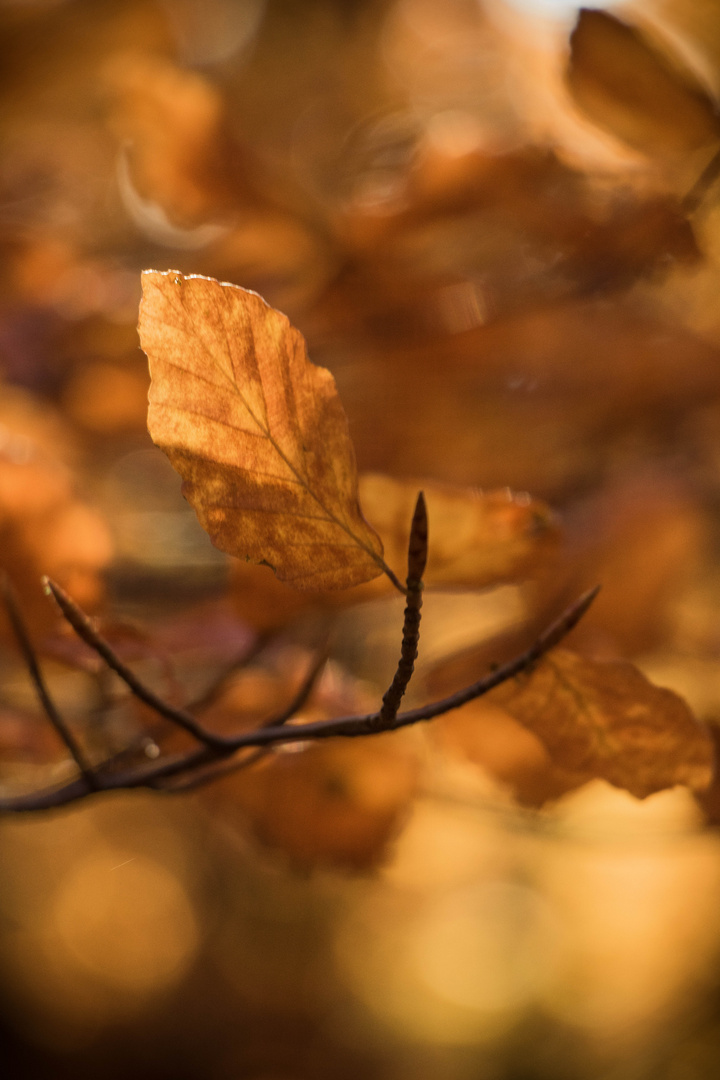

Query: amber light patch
<box><xmin>52</xmin><ymin>852</ymin><xmax>199</xmax><ymax>996</ymax></box>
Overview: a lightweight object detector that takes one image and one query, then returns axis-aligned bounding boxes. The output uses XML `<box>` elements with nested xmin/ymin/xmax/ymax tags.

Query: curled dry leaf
<box><xmin>487</xmin><ymin>648</ymin><xmax>714</xmax><ymax>800</ymax></box>
<box><xmin>229</xmin><ymin>475</ymin><xmax>557</xmax><ymax>630</ymax></box>
<box><xmin>139</xmin><ymin>271</ymin><xmax>385</xmax><ymax>590</ymax></box>
<box><xmin>567</xmin><ymin>9</ymin><xmax>720</xmax><ymax>157</ymax></box>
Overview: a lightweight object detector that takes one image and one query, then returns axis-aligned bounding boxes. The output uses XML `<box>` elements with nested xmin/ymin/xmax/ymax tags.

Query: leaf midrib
<box><xmin>209</xmin><ymin>295</ymin><xmax>386</xmax><ymax>572</ymax></box>
<box><xmin>150</xmin><ymin>279</ymin><xmax>390</xmax><ymax>579</ymax></box>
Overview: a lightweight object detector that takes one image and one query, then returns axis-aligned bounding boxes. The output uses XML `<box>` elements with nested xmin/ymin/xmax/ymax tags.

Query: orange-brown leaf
<box><xmin>217</xmin><ymin>736</ymin><xmax>419</xmax><ymax>871</ymax></box>
<box><xmin>567</xmin><ymin>9</ymin><xmax>720</xmax><ymax>157</ymax></box>
<box><xmin>229</xmin><ymin>475</ymin><xmax>557</xmax><ymax>630</ymax></box>
<box><xmin>488</xmin><ymin>648</ymin><xmax>714</xmax><ymax>799</ymax></box>
<box><xmin>436</xmin><ymin>699</ymin><xmax>588</xmax><ymax>808</ymax></box>
<box><xmin>139</xmin><ymin>271</ymin><xmax>385</xmax><ymax>590</ymax></box>
<box><xmin>360</xmin><ymin>474</ymin><xmax>556</xmax><ymax>590</ymax></box>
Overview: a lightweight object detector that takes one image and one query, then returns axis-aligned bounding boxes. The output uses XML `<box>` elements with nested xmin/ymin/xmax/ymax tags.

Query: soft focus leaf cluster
<box><xmin>4</xmin><ymin>4</ymin><xmax>720</xmax><ymax>1074</ymax></box>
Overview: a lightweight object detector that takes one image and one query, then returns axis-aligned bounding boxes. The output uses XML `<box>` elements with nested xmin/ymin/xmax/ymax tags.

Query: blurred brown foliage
<box><xmin>5</xmin><ymin>0</ymin><xmax>720</xmax><ymax>1077</ymax></box>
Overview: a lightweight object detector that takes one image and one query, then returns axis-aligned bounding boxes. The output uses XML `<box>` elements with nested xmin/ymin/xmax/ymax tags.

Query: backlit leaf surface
<box><xmin>228</xmin><ymin>475</ymin><xmax>557</xmax><ymax>630</ymax></box>
<box><xmin>139</xmin><ymin>271</ymin><xmax>384</xmax><ymax>589</ymax></box>
<box><xmin>489</xmin><ymin>648</ymin><xmax>714</xmax><ymax>799</ymax></box>
<box><xmin>359</xmin><ymin>474</ymin><xmax>556</xmax><ymax>590</ymax></box>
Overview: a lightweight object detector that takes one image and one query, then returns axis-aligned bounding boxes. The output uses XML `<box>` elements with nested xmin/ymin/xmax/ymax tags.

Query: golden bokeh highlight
<box><xmin>0</xmin><ymin>806</ymin><xmax>203</xmax><ymax>1046</ymax></box>
<box><xmin>333</xmin><ymin>781</ymin><xmax>720</xmax><ymax>1053</ymax></box>
<box><xmin>51</xmin><ymin>851</ymin><xmax>199</xmax><ymax>995</ymax></box>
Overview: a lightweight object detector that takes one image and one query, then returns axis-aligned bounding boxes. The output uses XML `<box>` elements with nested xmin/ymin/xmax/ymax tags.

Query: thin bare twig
<box><xmin>377</xmin><ymin>491</ymin><xmax>427</xmax><ymax>727</ymax></box>
<box><xmin>55</xmin><ymin>629</ymin><xmax>324</xmax><ymax>790</ymax></box>
<box><xmin>0</xmin><ymin>585</ymin><xmax>599</xmax><ymax>813</ymax></box>
<box><xmin>222</xmin><ymin>583</ymin><xmax>602</xmax><ymax>744</ymax></box>
<box><xmin>153</xmin><ymin>650</ymin><xmax>329</xmax><ymax>792</ymax></box>
<box><xmin>264</xmin><ymin>650</ymin><xmax>328</xmax><ymax>728</ymax></box>
<box><xmin>2</xmin><ymin>576</ymin><xmax>98</xmax><ymax>789</ymax></box>
<box><xmin>43</xmin><ymin>578</ymin><xmax>230</xmax><ymax>752</ymax></box>
<box><xmin>151</xmin><ymin>749</ymin><xmax>267</xmax><ymax>793</ymax></box>
<box><xmin>188</xmin><ymin>632</ymin><xmax>272</xmax><ymax>715</ymax></box>
<box><xmin>683</xmin><ymin>143</ymin><xmax>720</xmax><ymax>214</ymax></box>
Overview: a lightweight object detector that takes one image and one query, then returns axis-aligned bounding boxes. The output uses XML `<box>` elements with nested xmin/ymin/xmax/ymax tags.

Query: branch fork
<box><xmin>0</xmin><ymin>501</ymin><xmax>599</xmax><ymax>813</ymax></box>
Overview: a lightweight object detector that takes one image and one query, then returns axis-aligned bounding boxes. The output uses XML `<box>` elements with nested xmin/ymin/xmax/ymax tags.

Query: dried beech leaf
<box><xmin>436</xmin><ymin>699</ymin><xmax>589</xmax><ymax>808</ymax></box>
<box><xmin>360</xmin><ymin>474</ymin><xmax>556</xmax><ymax>590</ymax></box>
<box><xmin>228</xmin><ymin>475</ymin><xmax>557</xmax><ymax>630</ymax></box>
<box><xmin>568</xmin><ymin>9</ymin><xmax>720</xmax><ymax>157</ymax></box>
<box><xmin>139</xmin><ymin>271</ymin><xmax>385</xmax><ymax>590</ymax></box>
<box><xmin>489</xmin><ymin>648</ymin><xmax>714</xmax><ymax>799</ymax></box>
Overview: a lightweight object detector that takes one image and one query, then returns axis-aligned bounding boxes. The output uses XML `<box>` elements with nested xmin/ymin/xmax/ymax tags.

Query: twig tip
<box><xmin>407</xmin><ymin>490</ymin><xmax>429</xmax><ymax>584</ymax></box>
<box><xmin>577</xmin><ymin>583</ymin><xmax>601</xmax><ymax>613</ymax></box>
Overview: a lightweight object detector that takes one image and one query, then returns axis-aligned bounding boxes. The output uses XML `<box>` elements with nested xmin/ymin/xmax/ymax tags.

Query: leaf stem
<box><xmin>380</xmin><ymin>560</ymin><xmax>408</xmax><ymax>595</ymax></box>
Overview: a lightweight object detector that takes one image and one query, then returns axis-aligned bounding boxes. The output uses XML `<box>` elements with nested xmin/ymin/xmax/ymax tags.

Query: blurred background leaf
<box><xmin>4</xmin><ymin>1</ymin><xmax>720</xmax><ymax>1078</ymax></box>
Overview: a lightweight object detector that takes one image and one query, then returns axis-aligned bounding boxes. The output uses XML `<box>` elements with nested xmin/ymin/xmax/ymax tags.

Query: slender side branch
<box><xmin>156</xmin><ymin>651</ymin><xmax>329</xmax><ymax>793</ymax></box>
<box><xmin>223</xmin><ymin>583</ymin><xmax>602</xmax><ymax>745</ymax></box>
<box><xmin>683</xmin><ymin>143</ymin><xmax>720</xmax><ymax>214</ymax></box>
<box><xmin>0</xmin><ymin>586</ymin><xmax>599</xmax><ymax>813</ymax></box>
<box><xmin>151</xmin><ymin>749</ymin><xmax>266</xmax><ymax>793</ymax></box>
<box><xmin>188</xmin><ymin>633</ymin><xmax>271</xmax><ymax>714</ymax></box>
<box><xmin>377</xmin><ymin>492</ymin><xmax>427</xmax><ymax>727</ymax></box>
<box><xmin>265</xmin><ymin>650</ymin><xmax>328</xmax><ymax>728</ymax></box>
<box><xmin>2</xmin><ymin>576</ymin><xmax>98</xmax><ymax>789</ymax></box>
<box><xmin>43</xmin><ymin>578</ymin><xmax>230</xmax><ymax>752</ymax></box>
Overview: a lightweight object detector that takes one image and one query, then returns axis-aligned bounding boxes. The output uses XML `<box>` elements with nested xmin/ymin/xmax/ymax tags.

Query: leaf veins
<box><xmin>139</xmin><ymin>271</ymin><xmax>388</xmax><ymax>590</ymax></box>
<box><xmin>489</xmin><ymin>648</ymin><xmax>714</xmax><ymax>799</ymax></box>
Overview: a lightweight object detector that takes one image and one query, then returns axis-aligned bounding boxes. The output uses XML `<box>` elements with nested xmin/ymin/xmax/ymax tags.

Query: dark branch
<box><xmin>43</xmin><ymin>578</ymin><xmax>230</xmax><ymax>752</ymax></box>
<box><xmin>264</xmin><ymin>650</ymin><xmax>328</xmax><ymax>728</ymax></box>
<box><xmin>221</xmin><ymin>583</ymin><xmax>602</xmax><ymax>744</ymax></box>
<box><xmin>2</xmin><ymin>576</ymin><xmax>98</xmax><ymax>789</ymax></box>
<box><xmin>154</xmin><ymin>651</ymin><xmax>328</xmax><ymax>792</ymax></box>
<box><xmin>377</xmin><ymin>491</ymin><xmax>427</xmax><ymax>727</ymax></box>
<box><xmin>0</xmin><ymin>585</ymin><xmax>599</xmax><ymax>813</ymax></box>
<box><xmin>151</xmin><ymin>748</ymin><xmax>267</xmax><ymax>793</ymax></box>
<box><xmin>188</xmin><ymin>632</ymin><xmax>271</xmax><ymax>715</ymax></box>
<box><xmin>683</xmin><ymin>142</ymin><xmax>720</xmax><ymax>214</ymax></box>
